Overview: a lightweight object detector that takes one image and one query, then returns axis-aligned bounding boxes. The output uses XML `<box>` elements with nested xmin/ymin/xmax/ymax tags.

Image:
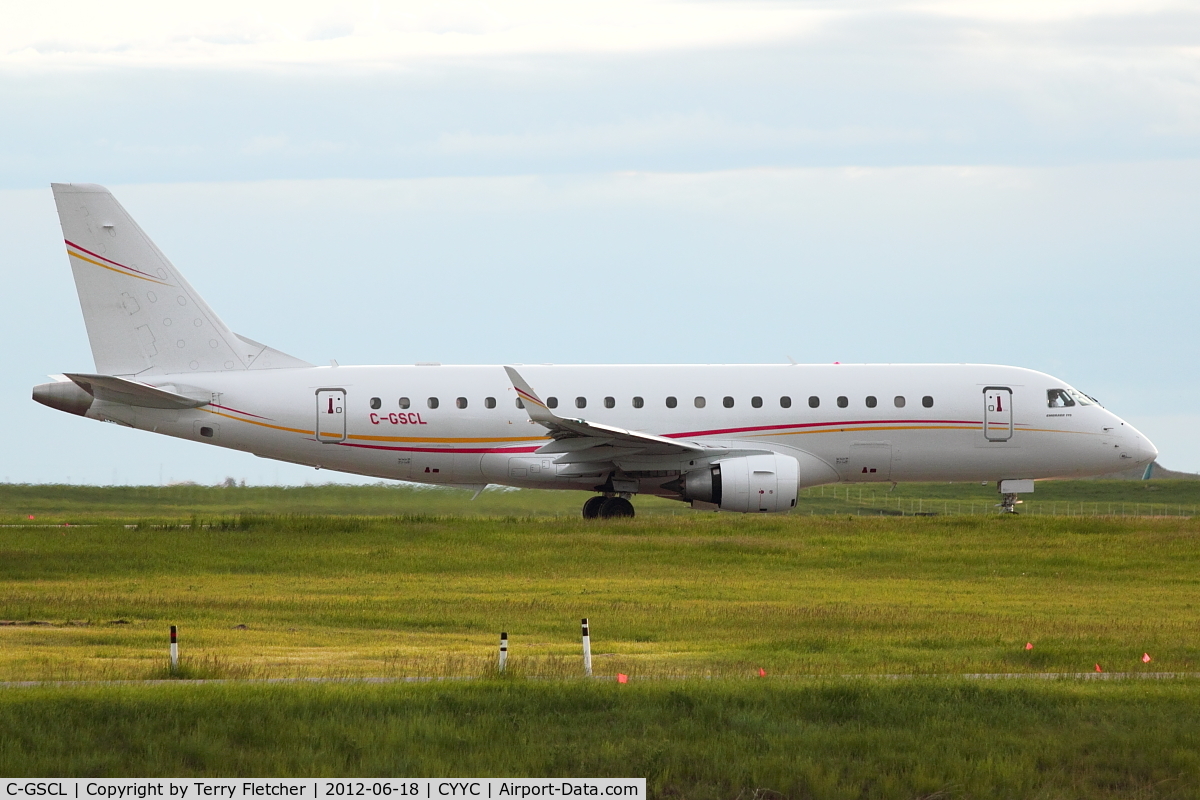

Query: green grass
<box><xmin>799</xmin><ymin>479</ymin><xmax>1200</xmax><ymax>517</ymax></box>
<box><xmin>1</xmin><ymin>679</ymin><xmax>1198</xmax><ymax>797</ymax></box>
<box><xmin>0</xmin><ymin>483</ymin><xmax>637</xmax><ymax>522</ymax></box>
<box><xmin>2</xmin><ymin>480</ymin><xmax>1198</xmax><ymax>524</ymax></box>
<box><xmin>2</xmin><ymin>513</ymin><xmax>1198</xmax><ymax>680</ymax></box>
<box><xmin>3</xmin><ymin>488</ymin><xmax>1200</xmax><ymax>792</ymax></box>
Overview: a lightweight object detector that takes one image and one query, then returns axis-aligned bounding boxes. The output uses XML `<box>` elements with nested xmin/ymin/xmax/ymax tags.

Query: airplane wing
<box><xmin>504</xmin><ymin>366</ymin><xmax>708</xmax><ymax>460</ymax></box>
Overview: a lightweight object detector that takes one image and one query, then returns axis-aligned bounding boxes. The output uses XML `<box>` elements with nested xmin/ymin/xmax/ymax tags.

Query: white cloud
<box><xmin>903</xmin><ymin>0</ymin><xmax>1188</xmax><ymax>23</ymax></box>
<box><xmin>1</xmin><ymin>1</ymin><xmax>831</xmax><ymax>70</ymax></box>
<box><xmin>430</xmin><ymin>116</ymin><xmax>934</xmax><ymax>159</ymax></box>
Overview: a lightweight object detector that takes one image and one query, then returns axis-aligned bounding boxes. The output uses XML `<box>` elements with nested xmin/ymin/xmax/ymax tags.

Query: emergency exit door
<box><xmin>316</xmin><ymin>389</ymin><xmax>346</xmax><ymax>443</ymax></box>
<box><xmin>983</xmin><ymin>387</ymin><xmax>1013</xmax><ymax>442</ymax></box>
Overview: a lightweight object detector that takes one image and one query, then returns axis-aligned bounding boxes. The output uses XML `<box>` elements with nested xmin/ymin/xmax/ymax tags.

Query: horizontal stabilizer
<box><xmin>64</xmin><ymin>373</ymin><xmax>211</xmax><ymax>409</ymax></box>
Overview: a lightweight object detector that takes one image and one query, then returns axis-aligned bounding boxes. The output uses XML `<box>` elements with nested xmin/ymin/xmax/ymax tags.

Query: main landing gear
<box><xmin>582</xmin><ymin>495</ymin><xmax>635</xmax><ymax>519</ymax></box>
<box><xmin>998</xmin><ymin>493</ymin><xmax>1022</xmax><ymax>514</ymax></box>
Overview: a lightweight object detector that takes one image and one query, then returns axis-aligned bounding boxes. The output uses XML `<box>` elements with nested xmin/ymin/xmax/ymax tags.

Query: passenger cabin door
<box><xmin>316</xmin><ymin>388</ymin><xmax>346</xmax><ymax>443</ymax></box>
<box><xmin>983</xmin><ymin>387</ymin><xmax>1013</xmax><ymax>442</ymax></box>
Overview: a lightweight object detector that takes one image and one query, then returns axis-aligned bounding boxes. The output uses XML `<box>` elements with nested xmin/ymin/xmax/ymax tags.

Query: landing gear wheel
<box><xmin>997</xmin><ymin>493</ymin><xmax>1021</xmax><ymax>514</ymax></box>
<box><xmin>582</xmin><ymin>496</ymin><xmax>606</xmax><ymax>519</ymax></box>
<box><xmin>599</xmin><ymin>497</ymin><xmax>635</xmax><ymax>519</ymax></box>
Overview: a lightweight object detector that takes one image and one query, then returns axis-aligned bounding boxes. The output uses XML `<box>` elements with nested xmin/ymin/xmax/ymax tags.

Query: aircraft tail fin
<box><xmin>50</xmin><ymin>183</ymin><xmax>311</xmax><ymax>376</ymax></box>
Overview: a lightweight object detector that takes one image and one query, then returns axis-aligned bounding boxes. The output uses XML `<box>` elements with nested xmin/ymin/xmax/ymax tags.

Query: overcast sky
<box><xmin>4</xmin><ymin>0</ymin><xmax>1198</xmax><ymax>484</ymax></box>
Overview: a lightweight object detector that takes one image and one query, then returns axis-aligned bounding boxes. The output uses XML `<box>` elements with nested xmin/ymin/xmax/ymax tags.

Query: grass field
<box><xmin>1</xmin><ymin>479</ymin><xmax>1199</xmax><ymax>523</ymax></box>
<box><xmin>2</xmin><ymin>679</ymin><xmax>1199</xmax><ymax>797</ymax></box>
<box><xmin>2</xmin><ymin>485</ymin><xmax>1199</xmax><ymax>794</ymax></box>
<box><xmin>2</xmin><ymin>510</ymin><xmax>1198</xmax><ymax>679</ymax></box>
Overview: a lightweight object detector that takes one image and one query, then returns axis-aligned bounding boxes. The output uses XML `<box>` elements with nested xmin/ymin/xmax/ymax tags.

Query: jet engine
<box><xmin>677</xmin><ymin>453</ymin><xmax>800</xmax><ymax>513</ymax></box>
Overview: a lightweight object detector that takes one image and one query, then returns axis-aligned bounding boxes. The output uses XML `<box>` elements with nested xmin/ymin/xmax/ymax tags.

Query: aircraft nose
<box><xmin>1129</xmin><ymin>428</ymin><xmax>1158</xmax><ymax>466</ymax></box>
<box><xmin>1140</xmin><ymin>435</ymin><xmax>1159</xmax><ymax>465</ymax></box>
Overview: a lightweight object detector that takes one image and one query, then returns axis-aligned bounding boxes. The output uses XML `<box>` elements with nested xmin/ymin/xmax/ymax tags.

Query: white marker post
<box><xmin>581</xmin><ymin>618</ymin><xmax>592</xmax><ymax>677</ymax></box>
<box><xmin>169</xmin><ymin>625</ymin><xmax>179</xmax><ymax>672</ymax></box>
<box><xmin>499</xmin><ymin>632</ymin><xmax>508</xmax><ymax>672</ymax></box>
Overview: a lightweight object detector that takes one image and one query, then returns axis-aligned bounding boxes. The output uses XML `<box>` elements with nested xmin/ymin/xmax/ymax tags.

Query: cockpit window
<box><xmin>1067</xmin><ymin>388</ymin><xmax>1098</xmax><ymax>406</ymax></box>
<box><xmin>1047</xmin><ymin>389</ymin><xmax>1075</xmax><ymax>408</ymax></box>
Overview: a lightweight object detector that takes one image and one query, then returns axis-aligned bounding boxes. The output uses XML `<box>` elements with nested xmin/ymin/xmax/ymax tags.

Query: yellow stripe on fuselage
<box><xmin>347</xmin><ymin>433</ymin><xmax>549</xmax><ymax>444</ymax></box>
<box><xmin>202</xmin><ymin>407</ymin><xmax>1102</xmax><ymax>448</ymax></box>
<box><xmin>756</xmin><ymin>424</ymin><xmax>1099</xmax><ymax>438</ymax></box>
<box><xmin>202</xmin><ymin>408</ymin><xmax>314</xmax><ymax>436</ymax></box>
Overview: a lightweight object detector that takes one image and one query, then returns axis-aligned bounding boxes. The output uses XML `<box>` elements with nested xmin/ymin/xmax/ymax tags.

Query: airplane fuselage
<box><xmin>69</xmin><ymin>362</ymin><xmax>1154</xmax><ymax>496</ymax></box>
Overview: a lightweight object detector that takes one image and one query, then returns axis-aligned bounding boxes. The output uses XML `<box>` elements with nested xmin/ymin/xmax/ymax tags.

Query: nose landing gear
<box><xmin>995</xmin><ymin>479</ymin><xmax>1034</xmax><ymax>514</ymax></box>
<box><xmin>997</xmin><ymin>493</ymin><xmax>1022</xmax><ymax>514</ymax></box>
<box><xmin>582</xmin><ymin>495</ymin><xmax>635</xmax><ymax>519</ymax></box>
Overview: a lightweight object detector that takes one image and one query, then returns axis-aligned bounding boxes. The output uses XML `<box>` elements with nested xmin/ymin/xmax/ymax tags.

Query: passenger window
<box><xmin>666</xmin><ymin>396</ymin><xmax>678</xmax><ymax>409</ymax></box>
<box><xmin>399</xmin><ymin>397</ymin><xmax>410</xmax><ymax>409</ymax></box>
<box><xmin>604</xmin><ymin>397</ymin><xmax>615</xmax><ymax>409</ymax></box>
<box><xmin>837</xmin><ymin>396</ymin><xmax>848</xmax><ymax>408</ymax></box>
<box><xmin>575</xmin><ymin>397</ymin><xmax>586</xmax><ymax>409</ymax></box>
<box><xmin>485</xmin><ymin>397</ymin><xmax>496</xmax><ymax>409</ymax></box>
<box><xmin>922</xmin><ymin>396</ymin><xmax>933</xmax><ymax>408</ymax></box>
<box><xmin>808</xmin><ymin>396</ymin><xmax>819</xmax><ymax>408</ymax></box>
<box><xmin>694</xmin><ymin>396</ymin><xmax>706</xmax><ymax>408</ymax></box>
<box><xmin>865</xmin><ymin>396</ymin><xmax>877</xmax><ymax>408</ymax></box>
<box><xmin>427</xmin><ymin>397</ymin><xmax>439</xmax><ymax>409</ymax></box>
<box><xmin>456</xmin><ymin>397</ymin><xmax>468</xmax><ymax>409</ymax></box>
<box><xmin>547</xmin><ymin>397</ymin><xmax>558</xmax><ymax>409</ymax></box>
<box><xmin>1047</xmin><ymin>389</ymin><xmax>1075</xmax><ymax>408</ymax></box>
<box><xmin>751</xmin><ymin>396</ymin><xmax>763</xmax><ymax>408</ymax></box>
<box><xmin>723</xmin><ymin>396</ymin><xmax>734</xmax><ymax>408</ymax></box>
<box><xmin>780</xmin><ymin>396</ymin><xmax>792</xmax><ymax>409</ymax></box>
<box><xmin>515</xmin><ymin>398</ymin><xmax>524</xmax><ymax>409</ymax></box>
<box><xmin>370</xmin><ymin>397</ymin><xmax>381</xmax><ymax>410</ymax></box>
<box><xmin>633</xmin><ymin>396</ymin><xmax>644</xmax><ymax>408</ymax></box>
<box><xmin>894</xmin><ymin>396</ymin><xmax>906</xmax><ymax>408</ymax></box>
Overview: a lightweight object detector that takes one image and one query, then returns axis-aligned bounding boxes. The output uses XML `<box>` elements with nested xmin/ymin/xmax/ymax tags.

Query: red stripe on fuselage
<box><xmin>337</xmin><ymin>442</ymin><xmax>542</xmax><ymax>454</ymax></box>
<box><xmin>209</xmin><ymin>403</ymin><xmax>271</xmax><ymax>420</ymax></box>
<box><xmin>663</xmin><ymin>418</ymin><xmax>981</xmax><ymax>439</ymax></box>
<box><xmin>332</xmin><ymin>419</ymin><xmax>984</xmax><ymax>455</ymax></box>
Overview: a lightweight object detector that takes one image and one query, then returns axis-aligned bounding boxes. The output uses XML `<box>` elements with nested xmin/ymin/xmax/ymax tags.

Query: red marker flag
<box><xmin>27</xmin><ymin>515</ymin><xmax>34</xmax><ymax>520</ymax></box>
<box><xmin>758</xmin><ymin>668</ymin><xmax>767</xmax><ymax>677</ymax></box>
<box><xmin>1095</xmin><ymin>664</ymin><xmax>1103</xmax><ymax>673</ymax></box>
<box><xmin>1142</xmin><ymin>653</ymin><xmax>1152</xmax><ymax>663</ymax></box>
<box><xmin>1025</xmin><ymin>642</ymin><xmax>1034</xmax><ymax>651</ymax></box>
<box><xmin>617</xmin><ymin>673</ymin><xmax>628</xmax><ymax>684</ymax></box>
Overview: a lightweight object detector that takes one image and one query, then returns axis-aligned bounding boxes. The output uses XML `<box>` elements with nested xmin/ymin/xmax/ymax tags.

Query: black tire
<box><xmin>599</xmin><ymin>497</ymin><xmax>635</xmax><ymax>519</ymax></box>
<box><xmin>582</xmin><ymin>496</ymin><xmax>606</xmax><ymax>519</ymax></box>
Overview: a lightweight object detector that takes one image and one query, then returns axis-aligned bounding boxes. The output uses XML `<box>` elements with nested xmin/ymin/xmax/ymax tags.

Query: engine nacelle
<box><xmin>681</xmin><ymin>453</ymin><xmax>800</xmax><ymax>513</ymax></box>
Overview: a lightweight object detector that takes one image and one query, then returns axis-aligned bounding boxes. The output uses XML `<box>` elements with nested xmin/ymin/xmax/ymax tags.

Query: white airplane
<box><xmin>34</xmin><ymin>183</ymin><xmax>1158</xmax><ymax>517</ymax></box>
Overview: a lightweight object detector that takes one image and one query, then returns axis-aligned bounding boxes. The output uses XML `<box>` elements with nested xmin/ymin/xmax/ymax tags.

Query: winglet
<box><xmin>504</xmin><ymin>366</ymin><xmax>558</xmax><ymax>426</ymax></box>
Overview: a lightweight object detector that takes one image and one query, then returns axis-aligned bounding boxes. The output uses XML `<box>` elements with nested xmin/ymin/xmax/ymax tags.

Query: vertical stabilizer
<box><xmin>50</xmin><ymin>183</ymin><xmax>310</xmax><ymax>376</ymax></box>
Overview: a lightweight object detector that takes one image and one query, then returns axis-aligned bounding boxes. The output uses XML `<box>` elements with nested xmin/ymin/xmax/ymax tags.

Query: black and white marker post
<box><xmin>169</xmin><ymin>625</ymin><xmax>179</xmax><ymax>672</ymax></box>
<box><xmin>499</xmin><ymin>632</ymin><xmax>508</xmax><ymax>672</ymax></box>
<box><xmin>581</xmin><ymin>618</ymin><xmax>592</xmax><ymax>677</ymax></box>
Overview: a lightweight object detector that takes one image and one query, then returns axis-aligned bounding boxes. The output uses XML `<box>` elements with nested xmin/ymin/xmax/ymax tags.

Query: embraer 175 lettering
<box><xmin>34</xmin><ymin>184</ymin><xmax>1158</xmax><ymax>517</ymax></box>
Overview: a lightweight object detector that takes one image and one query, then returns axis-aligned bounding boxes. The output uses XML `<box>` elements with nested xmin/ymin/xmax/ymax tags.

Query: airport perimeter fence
<box><xmin>797</xmin><ymin>485</ymin><xmax>1197</xmax><ymax>518</ymax></box>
